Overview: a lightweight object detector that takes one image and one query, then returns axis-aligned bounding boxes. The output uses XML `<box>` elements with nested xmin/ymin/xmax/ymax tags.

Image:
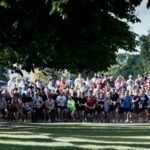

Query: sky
<box><xmin>119</xmin><ymin>0</ymin><xmax>150</xmax><ymax>53</ymax></box>
<box><xmin>131</xmin><ymin>0</ymin><xmax>150</xmax><ymax>36</ymax></box>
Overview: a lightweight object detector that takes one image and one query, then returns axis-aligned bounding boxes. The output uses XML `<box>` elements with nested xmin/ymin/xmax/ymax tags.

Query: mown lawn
<box><xmin>0</xmin><ymin>123</ymin><xmax>150</xmax><ymax>150</ymax></box>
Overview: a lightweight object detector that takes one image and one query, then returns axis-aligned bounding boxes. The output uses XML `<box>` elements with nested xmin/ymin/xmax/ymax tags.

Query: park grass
<box><xmin>0</xmin><ymin>123</ymin><xmax>150</xmax><ymax>150</ymax></box>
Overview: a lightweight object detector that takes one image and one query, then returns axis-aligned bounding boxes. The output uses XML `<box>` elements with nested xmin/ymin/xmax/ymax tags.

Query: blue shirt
<box><xmin>122</xmin><ymin>96</ymin><xmax>131</xmax><ymax>108</ymax></box>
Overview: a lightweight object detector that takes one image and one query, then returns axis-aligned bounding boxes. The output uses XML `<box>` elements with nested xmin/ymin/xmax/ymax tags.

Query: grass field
<box><xmin>0</xmin><ymin>123</ymin><xmax>150</xmax><ymax>150</ymax></box>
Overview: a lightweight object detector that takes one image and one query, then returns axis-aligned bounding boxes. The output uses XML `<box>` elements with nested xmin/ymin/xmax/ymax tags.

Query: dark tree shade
<box><xmin>0</xmin><ymin>0</ymin><xmax>149</xmax><ymax>72</ymax></box>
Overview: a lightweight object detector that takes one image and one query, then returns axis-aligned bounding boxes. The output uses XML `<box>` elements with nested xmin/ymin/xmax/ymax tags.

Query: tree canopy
<box><xmin>139</xmin><ymin>32</ymin><xmax>150</xmax><ymax>72</ymax></box>
<box><xmin>107</xmin><ymin>31</ymin><xmax>150</xmax><ymax>79</ymax></box>
<box><xmin>107</xmin><ymin>53</ymin><xmax>144</xmax><ymax>79</ymax></box>
<box><xmin>0</xmin><ymin>0</ymin><xmax>149</xmax><ymax>73</ymax></box>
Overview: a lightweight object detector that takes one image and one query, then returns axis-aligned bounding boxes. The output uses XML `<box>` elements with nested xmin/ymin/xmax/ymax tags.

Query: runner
<box><xmin>56</xmin><ymin>91</ymin><xmax>67</xmax><ymax>121</ymax></box>
<box><xmin>67</xmin><ymin>95</ymin><xmax>76</xmax><ymax>121</ymax></box>
<box><xmin>131</xmin><ymin>90</ymin><xmax>141</xmax><ymax>123</ymax></box>
<box><xmin>85</xmin><ymin>91</ymin><xmax>96</xmax><ymax>122</ymax></box>
<box><xmin>121</xmin><ymin>91</ymin><xmax>132</xmax><ymax>123</ymax></box>
<box><xmin>139</xmin><ymin>89</ymin><xmax>149</xmax><ymax>122</ymax></box>
<box><xmin>0</xmin><ymin>92</ymin><xmax>7</xmax><ymax>121</ymax></box>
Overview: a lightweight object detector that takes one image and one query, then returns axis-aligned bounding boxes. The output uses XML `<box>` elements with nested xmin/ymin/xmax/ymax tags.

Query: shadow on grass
<box><xmin>0</xmin><ymin>144</ymin><xmax>85</xmax><ymax>150</ymax></box>
<box><xmin>70</xmin><ymin>141</ymin><xmax>150</xmax><ymax>149</ymax></box>
<box><xmin>1</xmin><ymin>123</ymin><xmax>150</xmax><ymax>137</ymax></box>
<box><xmin>1</xmin><ymin>123</ymin><xmax>150</xmax><ymax>150</ymax></box>
<box><xmin>0</xmin><ymin>137</ymin><xmax>55</xmax><ymax>143</ymax></box>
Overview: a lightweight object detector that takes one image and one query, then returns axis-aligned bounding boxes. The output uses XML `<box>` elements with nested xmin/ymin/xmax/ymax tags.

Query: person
<box><xmin>67</xmin><ymin>95</ymin><xmax>76</xmax><ymax>121</ymax></box>
<box><xmin>104</xmin><ymin>92</ymin><xmax>111</xmax><ymax>122</ymax></box>
<box><xmin>110</xmin><ymin>88</ymin><xmax>119</xmax><ymax>122</ymax></box>
<box><xmin>94</xmin><ymin>90</ymin><xmax>104</xmax><ymax>122</ymax></box>
<box><xmin>121</xmin><ymin>91</ymin><xmax>132</xmax><ymax>123</ymax></box>
<box><xmin>85</xmin><ymin>91</ymin><xmax>96</xmax><ymax>122</ymax></box>
<box><xmin>56</xmin><ymin>77</ymin><xmax>66</xmax><ymax>89</ymax></box>
<box><xmin>126</xmin><ymin>75</ymin><xmax>134</xmax><ymax>94</ymax></box>
<box><xmin>115</xmin><ymin>75</ymin><xmax>125</xmax><ymax>91</ymax></box>
<box><xmin>47</xmin><ymin>81</ymin><xmax>56</xmax><ymax>91</ymax></box>
<box><xmin>44</xmin><ymin>96</ymin><xmax>55</xmax><ymax>122</ymax></box>
<box><xmin>56</xmin><ymin>91</ymin><xmax>67</xmax><ymax>121</ymax></box>
<box><xmin>131</xmin><ymin>90</ymin><xmax>141</xmax><ymax>123</ymax></box>
<box><xmin>23</xmin><ymin>100</ymin><xmax>32</xmax><ymax>122</ymax></box>
<box><xmin>139</xmin><ymin>89</ymin><xmax>149</xmax><ymax>122</ymax></box>
<box><xmin>0</xmin><ymin>92</ymin><xmax>7</xmax><ymax>121</ymax></box>
<box><xmin>3</xmin><ymin>90</ymin><xmax>12</xmax><ymax>121</ymax></box>
<box><xmin>91</xmin><ymin>73</ymin><xmax>98</xmax><ymax>84</ymax></box>
<box><xmin>135</xmin><ymin>75</ymin><xmax>142</xmax><ymax>88</ymax></box>
<box><xmin>7</xmin><ymin>77</ymin><xmax>15</xmax><ymax>93</ymax></box>
<box><xmin>32</xmin><ymin>92</ymin><xmax>43</xmax><ymax>121</ymax></box>
<box><xmin>108</xmin><ymin>76</ymin><xmax>115</xmax><ymax>88</ymax></box>
<box><xmin>35</xmin><ymin>76</ymin><xmax>44</xmax><ymax>90</ymax></box>
<box><xmin>74</xmin><ymin>74</ymin><xmax>85</xmax><ymax>91</ymax></box>
<box><xmin>11</xmin><ymin>95</ymin><xmax>23</xmax><ymax>122</ymax></box>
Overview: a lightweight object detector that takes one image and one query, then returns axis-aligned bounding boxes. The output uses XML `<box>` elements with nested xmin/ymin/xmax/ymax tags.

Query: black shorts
<box><xmin>110</xmin><ymin>103</ymin><xmax>119</xmax><ymax>111</ymax></box>
<box><xmin>23</xmin><ymin>109</ymin><xmax>31</xmax><ymax>114</ymax></box>
<box><xmin>75</xmin><ymin>104</ymin><xmax>80</xmax><ymax>111</ymax></box>
<box><xmin>85</xmin><ymin>107</ymin><xmax>95</xmax><ymax>114</ymax></box>
<box><xmin>11</xmin><ymin>107</ymin><xmax>18</xmax><ymax>113</ymax></box>
<box><xmin>139</xmin><ymin>106</ymin><xmax>148</xmax><ymax>112</ymax></box>
<box><xmin>57</xmin><ymin>106</ymin><xmax>66</xmax><ymax>110</ymax></box>
<box><xmin>95</xmin><ymin>106</ymin><xmax>103</xmax><ymax>113</ymax></box>
<box><xmin>119</xmin><ymin>107</ymin><xmax>124</xmax><ymax>114</ymax></box>
<box><xmin>77</xmin><ymin>106</ymin><xmax>85</xmax><ymax>111</ymax></box>
<box><xmin>0</xmin><ymin>109</ymin><xmax>5</xmax><ymax>114</ymax></box>
<box><xmin>41</xmin><ymin>104</ymin><xmax>46</xmax><ymax>109</ymax></box>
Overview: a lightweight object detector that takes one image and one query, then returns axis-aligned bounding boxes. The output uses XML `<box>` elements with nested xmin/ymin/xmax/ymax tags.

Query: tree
<box><xmin>139</xmin><ymin>32</ymin><xmax>150</xmax><ymax>72</ymax></box>
<box><xmin>0</xmin><ymin>0</ymin><xmax>149</xmax><ymax>73</ymax></box>
<box><xmin>107</xmin><ymin>53</ymin><xmax>144</xmax><ymax>79</ymax></box>
<box><xmin>120</xmin><ymin>54</ymin><xmax>144</xmax><ymax>79</ymax></box>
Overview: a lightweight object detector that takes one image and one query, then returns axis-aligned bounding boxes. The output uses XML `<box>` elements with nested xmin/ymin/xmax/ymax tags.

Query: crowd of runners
<box><xmin>0</xmin><ymin>72</ymin><xmax>150</xmax><ymax>123</ymax></box>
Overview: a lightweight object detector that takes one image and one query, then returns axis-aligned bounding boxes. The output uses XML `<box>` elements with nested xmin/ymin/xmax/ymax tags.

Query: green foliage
<box><xmin>139</xmin><ymin>33</ymin><xmax>150</xmax><ymax>72</ymax></box>
<box><xmin>0</xmin><ymin>0</ymin><xmax>149</xmax><ymax>72</ymax></box>
<box><xmin>120</xmin><ymin>54</ymin><xmax>144</xmax><ymax>79</ymax></box>
<box><xmin>107</xmin><ymin>53</ymin><xmax>144</xmax><ymax>79</ymax></box>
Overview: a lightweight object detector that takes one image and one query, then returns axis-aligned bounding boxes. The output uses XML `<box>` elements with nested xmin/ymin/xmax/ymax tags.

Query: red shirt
<box><xmin>86</xmin><ymin>97</ymin><xmax>96</xmax><ymax>107</ymax></box>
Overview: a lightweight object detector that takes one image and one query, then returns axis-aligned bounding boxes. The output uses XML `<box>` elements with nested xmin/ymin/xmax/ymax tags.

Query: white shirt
<box><xmin>33</xmin><ymin>96</ymin><xmax>43</xmax><ymax>108</ymax></box>
<box><xmin>56</xmin><ymin>95</ymin><xmax>66</xmax><ymax>107</ymax></box>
